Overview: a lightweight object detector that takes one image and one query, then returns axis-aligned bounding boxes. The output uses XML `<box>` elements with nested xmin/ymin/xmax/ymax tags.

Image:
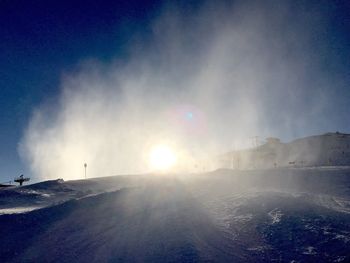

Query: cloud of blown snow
<box><xmin>19</xmin><ymin>1</ymin><xmax>335</xmax><ymax>180</ymax></box>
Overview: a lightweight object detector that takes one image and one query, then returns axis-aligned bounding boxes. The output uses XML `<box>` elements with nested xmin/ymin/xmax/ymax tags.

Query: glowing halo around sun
<box><xmin>149</xmin><ymin>144</ymin><xmax>177</xmax><ymax>171</ymax></box>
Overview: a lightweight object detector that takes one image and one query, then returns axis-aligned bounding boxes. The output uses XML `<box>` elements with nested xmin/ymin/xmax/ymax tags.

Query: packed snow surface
<box><xmin>0</xmin><ymin>168</ymin><xmax>350</xmax><ymax>262</ymax></box>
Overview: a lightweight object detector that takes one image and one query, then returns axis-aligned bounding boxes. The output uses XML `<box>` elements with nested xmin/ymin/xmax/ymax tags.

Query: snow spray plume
<box><xmin>20</xmin><ymin>1</ymin><xmax>334</xmax><ymax>180</ymax></box>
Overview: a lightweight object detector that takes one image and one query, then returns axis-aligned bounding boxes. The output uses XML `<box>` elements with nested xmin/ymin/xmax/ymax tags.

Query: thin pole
<box><xmin>84</xmin><ymin>163</ymin><xmax>87</xmax><ymax>179</ymax></box>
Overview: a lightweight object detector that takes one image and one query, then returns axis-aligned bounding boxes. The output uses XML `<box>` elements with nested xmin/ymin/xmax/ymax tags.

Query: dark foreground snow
<box><xmin>0</xmin><ymin>168</ymin><xmax>350</xmax><ymax>262</ymax></box>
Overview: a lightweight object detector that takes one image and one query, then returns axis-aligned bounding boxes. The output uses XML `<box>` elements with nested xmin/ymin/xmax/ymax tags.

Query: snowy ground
<box><xmin>0</xmin><ymin>168</ymin><xmax>349</xmax><ymax>262</ymax></box>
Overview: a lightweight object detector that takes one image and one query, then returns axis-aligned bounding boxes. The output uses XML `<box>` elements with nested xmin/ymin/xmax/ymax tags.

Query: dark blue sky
<box><xmin>0</xmin><ymin>0</ymin><xmax>350</xmax><ymax>181</ymax></box>
<box><xmin>0</xmin><ymin>0</ymin><xmax>165</xmax><ymax>180</ymax></box>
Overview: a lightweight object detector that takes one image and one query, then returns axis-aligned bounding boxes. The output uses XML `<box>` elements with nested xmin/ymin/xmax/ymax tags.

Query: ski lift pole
<box><xmin>14</xmin><ymin>175</ymin><xmax>30</xmax><ymax>186</ymax></box>
<box><xmin>84</xmin><ymin>163</ymin><xmax>87</xmax><ymax>179</ymax></box>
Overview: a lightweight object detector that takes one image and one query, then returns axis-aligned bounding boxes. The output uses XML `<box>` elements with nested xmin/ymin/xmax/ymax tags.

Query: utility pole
<box><xmin>250</xmin><ymin>136</ymin><xmax>260</xmax><ymax>148</ymax></box>
<box><xmin>84</xmin><ymin>163</ymin><xmax>87</xmax><ymax>179</ymax></box>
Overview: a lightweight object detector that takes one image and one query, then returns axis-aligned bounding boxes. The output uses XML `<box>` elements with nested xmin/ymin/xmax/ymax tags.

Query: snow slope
<box><xmin>0</xmin><ymin>168</ymin><xmax>350</xmax><ymax>262</ymax></box>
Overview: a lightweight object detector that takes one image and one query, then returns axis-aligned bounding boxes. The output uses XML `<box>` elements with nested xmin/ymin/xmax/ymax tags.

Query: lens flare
<box><xmin>149</xmin><ymin>145</ymin><xmax>177</xmax><ymax>171</ymax></box>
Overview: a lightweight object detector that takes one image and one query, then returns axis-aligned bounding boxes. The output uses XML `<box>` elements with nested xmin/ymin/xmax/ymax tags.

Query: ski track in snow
<box><xmin>0</xmin><ymin>206</ymin><xmax>41</xmax><ymax>214</ymax></box>
<box><xmin>268</xmin><ymin>208</ymin><xmax>283</xmax><ymax>224</ymax></box>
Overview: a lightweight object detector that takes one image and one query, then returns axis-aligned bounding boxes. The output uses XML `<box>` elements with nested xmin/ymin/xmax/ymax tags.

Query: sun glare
<box><xmin>149</xmin><ymin>145</ymin><xmax>177</xmax><ymax>171</ymax></box>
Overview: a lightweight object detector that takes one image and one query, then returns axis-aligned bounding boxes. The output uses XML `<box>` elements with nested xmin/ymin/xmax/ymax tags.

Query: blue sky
<box><xmin>0</xmin><ymin>0</ymin><xmax>163</xmax><ymax>180</ymax></box>
<box><xmin>1</xmin><ymin>0</ymin><xmax>350</xmax><ymax>181</ymax></box>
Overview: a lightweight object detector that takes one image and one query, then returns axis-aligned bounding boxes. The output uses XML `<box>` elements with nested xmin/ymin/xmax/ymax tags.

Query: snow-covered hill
<box><xmin>216</xmin><ymin>132</ymin><xmax>350</xmax><ymax>169</ymax></box>
<box><xmin>0</xmin><ymin>168</ymin><xmax>350</xmax><ymax>262</ymax></box>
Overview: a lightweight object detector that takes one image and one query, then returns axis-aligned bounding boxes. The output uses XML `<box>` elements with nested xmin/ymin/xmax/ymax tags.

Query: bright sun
<box><xmin>149</xmin><ymin>145</ymin><xmax>177</xmax><ymax>171</ymax></box>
